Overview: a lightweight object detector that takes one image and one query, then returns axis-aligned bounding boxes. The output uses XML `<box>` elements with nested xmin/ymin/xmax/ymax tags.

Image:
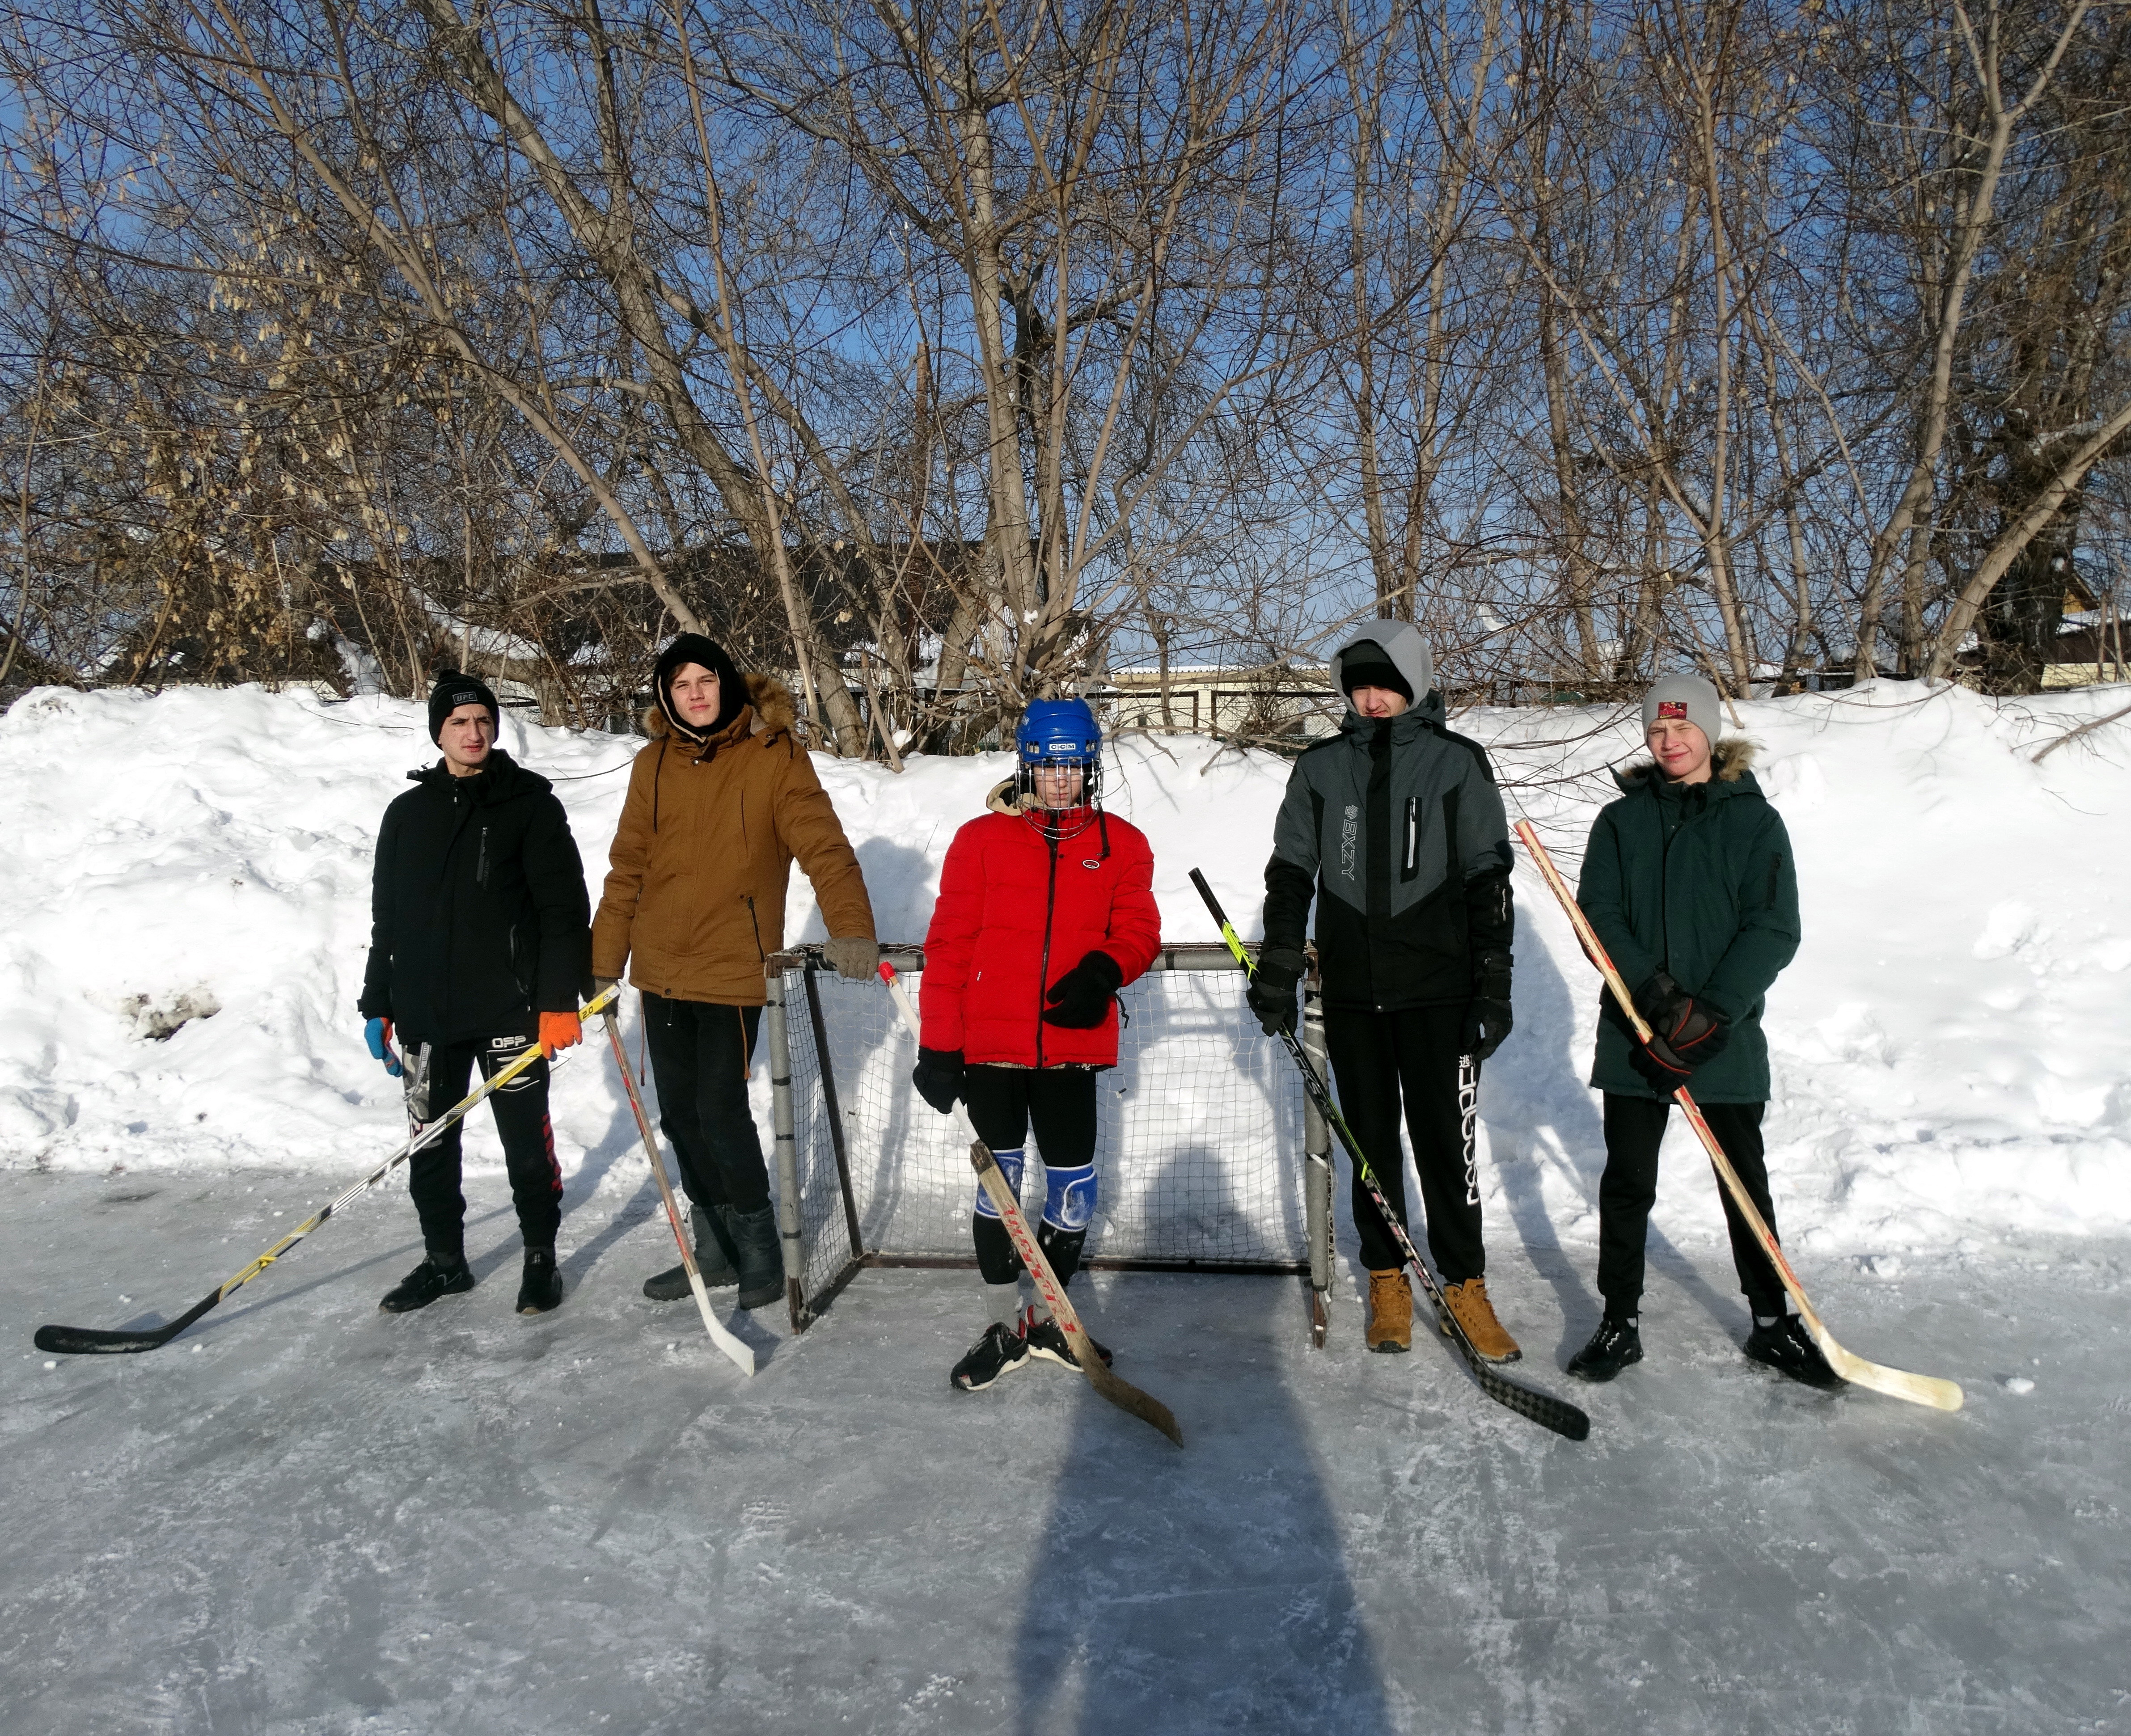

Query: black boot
<box><xmin>380</xmin><ymin>1252</ymin><xmax>474</xmax><ymax>1314</ymax></box>
<box><xmin>516</xmin><ymin>1246</ymin><xmax>564</xmax><ymax>1314</ymax></box>
<box><xmin>1743</xmin><ymin>1314</ymin><xmax>1842</xmax><ymax>1389</ymax></box>
<box><xmin>721</xmin><ymin>1204</ymin><xmax>784</xmax><ymax>1311</ymax></box>
<box><xmin>643</xmin><ymin>1205</ymin><xmax>740</xmax><ymax>1301</ymax></box>
<box><xmin>1566</xmin><ymin>1312</ymin><xmax>1643</xmax><ymax>1382</ymax></box>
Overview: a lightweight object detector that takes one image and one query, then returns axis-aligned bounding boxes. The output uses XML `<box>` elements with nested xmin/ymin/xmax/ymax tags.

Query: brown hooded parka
<box><xmin>592</xmin><ymin>674</ymin><xmax>875</xmax><ymax>1005</ymax></box>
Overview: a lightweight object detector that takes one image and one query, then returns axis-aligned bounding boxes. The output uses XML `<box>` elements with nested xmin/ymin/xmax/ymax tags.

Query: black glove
<box><xmin>1627</xmin><ymin>971</ymin><xmax>1730</xmax><ymax>1089</ymax></box>
<box><xmin>1462</xmin><ymin>996</ymin><xmax>1513</xmax><ymax>1063</ymax></box>
<box><xmin>1042</xmin><ymin>951</ymin><xmax>1123</xmax><ymax>1029</ymax></box>
<box><xmin>912</xmin><ymin>1047</ymin><xmax>964</xmax><ymax>1115</ymax></box>
<box><xmin>1246</xmin><ymin>945</ymin><xmax>1306</xmax><ymax>1036</ymax></box>
<box><xmin>1463</xmin><ymin>950</ymin><xmax>1513</xmax><ymax>1063</ymax></box>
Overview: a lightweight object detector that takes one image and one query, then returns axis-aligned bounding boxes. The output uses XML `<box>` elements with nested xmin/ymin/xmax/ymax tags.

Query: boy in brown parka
<box><xmin>592</xmin><ymin>634</ymin><xmax>877</xmax><ymax>1309</ymax></box>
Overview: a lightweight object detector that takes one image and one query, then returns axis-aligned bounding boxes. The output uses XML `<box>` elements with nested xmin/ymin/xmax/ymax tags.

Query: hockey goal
<box><xmin>762</xmin><ymin>944</ymin><xmax>1337</xmax><ymax>1340</ymax></box>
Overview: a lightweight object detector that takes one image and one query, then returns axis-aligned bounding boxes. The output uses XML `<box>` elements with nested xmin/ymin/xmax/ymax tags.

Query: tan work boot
<box><xmin>1438</xmin><ymin>1276</ymin><xmax>1521</xmax><ymax>1364</ymax></box>
<box><xmin>1366</xmin><ymin>1268</ymin><xmax>1412</xmax><ymax>1354</ymax></box>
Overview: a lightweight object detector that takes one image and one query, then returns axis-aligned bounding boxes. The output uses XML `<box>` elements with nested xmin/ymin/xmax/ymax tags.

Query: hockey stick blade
<box><xmin>1188</xmin><ymin>870</ymin><xmax>1591</xmax><ymax>1443</ymax></box>
<box><xmin>971</xmin><ymin>1140</ymin><xmax>1184</xmax><ymax>1448</ymax></box>
<box><xmin>34</xmin><ymin>985</ymin><xmax>622</xmax><ymax>1358</ymax></box>
<box><xmin>1513</xmin><ymin>821</ymin><xmax>1964</xmax><ymax>1413</ymax></box>
<box><xmin>35</xmin><ymin>1290</ymin><xmax>221</xmax><ymax>1356</ymax></box>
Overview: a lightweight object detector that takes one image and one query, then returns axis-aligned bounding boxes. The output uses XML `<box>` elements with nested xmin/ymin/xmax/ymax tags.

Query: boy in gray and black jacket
<box><xmin>1248</xmin><ymin>620</ymin><xmax>1519</xmax><ymax>1360</ymax></box>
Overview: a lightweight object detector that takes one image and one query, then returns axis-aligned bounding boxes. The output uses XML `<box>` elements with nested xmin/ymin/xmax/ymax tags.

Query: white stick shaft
<box><xmin>605</xmin><ymin>1009</ymin><xmax>756</xmax><ymax>1377</ymax></box>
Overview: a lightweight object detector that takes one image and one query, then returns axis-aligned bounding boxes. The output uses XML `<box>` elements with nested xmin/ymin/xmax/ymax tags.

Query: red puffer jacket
<box><xmin>920</xmin><ymin>784</ymin><xmax>1163</xmax><ymax>1068</ymax></box>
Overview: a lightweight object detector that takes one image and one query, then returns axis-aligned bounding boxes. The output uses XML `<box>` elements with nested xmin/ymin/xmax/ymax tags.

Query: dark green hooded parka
<box><xmin>1577</xmin><ymin>739</ymin><xmax>1800</xmax><ymax>1103</ymax></box>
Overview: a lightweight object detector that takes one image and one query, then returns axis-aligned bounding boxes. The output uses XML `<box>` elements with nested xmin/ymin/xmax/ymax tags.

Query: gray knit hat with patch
<box><xmin>1641</xmin><ymin>672</ymin><xmax>1721</xmax><ymax>746</ymax></box>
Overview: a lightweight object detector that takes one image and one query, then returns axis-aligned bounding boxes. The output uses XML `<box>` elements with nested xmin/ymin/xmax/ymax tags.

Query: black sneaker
<box><xmin>1566</xmin><ymin>1314</ymin><xmax>1643</xmax><ymax>1382</ymax></box>
<box><xmin>380</xmin><ymin>1254</ymin><xmax>474</xmax><ymax>1314</ymax></box>
<box><xmin>1023</xmin><ymin>1313</ymin><xmax>1113</xmax><ymax>1371</ymax></box>
<box><xmin>950</xmin><ymin>1322</ymin><xmax>1030</xmax><ymax>1392</ymax></box>
<box><xmin>1743</xmin><ymin>1315</ymin><xmax>1842</xmax><ymax>1390</ymax></box>
<box><xmin>517</xmin><ymin>1247</ymin><xmax>564</xmax><ymax>1315</ymax></box>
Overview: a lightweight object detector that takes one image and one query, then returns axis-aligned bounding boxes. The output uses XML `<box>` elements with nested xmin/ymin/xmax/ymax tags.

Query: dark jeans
<box><xmin>964</xmin><ymin>1064</ymin><xmax>1098</xmax><ymax>1288</ymax></box>
<box><xmin>1598</xmin><ymin>1094</ymin><xmax>1785</xmax><ymax>1316</ymax></box>
<box><xmin>641</xmin><ymin>991</ymin><xmax>768</xmax><ymax>1215</ymax></box>
<box><xmin>402</xmin><ymin>1030</ymin><xmax>561</xmax><ymax>1260</ymax></box>
<box><xmin>1322</xmin><ymin>1003</ymin><xmax>1483</xmax><ymax>1281</ymax></box>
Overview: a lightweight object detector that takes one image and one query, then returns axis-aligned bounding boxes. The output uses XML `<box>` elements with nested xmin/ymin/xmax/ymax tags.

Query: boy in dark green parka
<box><xmin>1565</xmin><ymin>673</ymin><xmax>1837</xmax><ymax>1390</ymax></box>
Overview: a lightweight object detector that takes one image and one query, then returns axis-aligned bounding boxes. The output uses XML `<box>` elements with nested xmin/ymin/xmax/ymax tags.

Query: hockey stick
<box><xmin>602</xmin><ymin>1008</ymin><xmax>755</xmax><ymax>1376</ymax></box>
<box><xmin>1190</xmin><ymin>870</ymin><xmax>1590</xmax><ymax>1442</ymax></box>
<box><xmin>1513</xmin><ymin>820</ymin><xmax>1964</xmax><ymax>1413</ymax></box>
<box><xmin>878</xmin><ymin>962</ymin><xmax>1184</xmax><ymax>1448</ymax></box>
<box><xmin>33</xmin><ymin>985</ymin><xmax>622</xmax><ymax>1356</ymax></box>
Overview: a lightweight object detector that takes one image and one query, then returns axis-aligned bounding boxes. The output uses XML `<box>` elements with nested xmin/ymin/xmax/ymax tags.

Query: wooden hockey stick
<box><xmin>602</xmin><ymin>1009</ymin><xmax>756</xmax><ymax>1377</ymax></box>
<box><xmin>879</xmin><ymin>962</ymin><xmax>1183</xmax><ymax>1447</ymax></box>
<box><xmin>1514</xmin><ymin>820</ymin><xmax>1963</xmax><ymax>1412</ymax></box>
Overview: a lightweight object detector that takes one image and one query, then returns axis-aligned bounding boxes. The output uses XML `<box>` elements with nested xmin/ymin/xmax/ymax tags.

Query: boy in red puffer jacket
<box><xmin>912</xmin><ymin>699</ymin><xmax>1163</xmax><ymax>1391</ymax></box>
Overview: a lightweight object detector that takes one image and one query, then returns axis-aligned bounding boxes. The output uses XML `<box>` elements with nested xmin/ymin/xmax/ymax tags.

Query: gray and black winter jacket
<box><xmin>1260</xmin><ymin>624</ymin><xmax>1514</xmax><ymax>1014</ymax></box>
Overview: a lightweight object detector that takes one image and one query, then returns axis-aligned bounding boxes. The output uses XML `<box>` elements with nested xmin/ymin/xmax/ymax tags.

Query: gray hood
<box><xmin>1329</xmin><ymin>618</ymin><xmax>1434</xmax><ymax>703</ymax></box>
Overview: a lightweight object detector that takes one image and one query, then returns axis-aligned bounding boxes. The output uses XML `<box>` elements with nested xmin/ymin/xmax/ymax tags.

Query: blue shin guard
<box><xmin>973</xmin><ymin>1148</ymin><xmax>1027</xmax><ymax>1219</ymax></box>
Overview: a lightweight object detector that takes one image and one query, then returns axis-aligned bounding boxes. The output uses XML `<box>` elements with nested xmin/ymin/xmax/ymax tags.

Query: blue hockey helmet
<box><xmin>1015</xmin><ymin>697</ymin><xmax>1102</xmax><ymax>765</ymax></box>
<box><xmin>1013</xmin><ymin>697</ymin><xmax>1103</xmax><ymax>837</ymax></box>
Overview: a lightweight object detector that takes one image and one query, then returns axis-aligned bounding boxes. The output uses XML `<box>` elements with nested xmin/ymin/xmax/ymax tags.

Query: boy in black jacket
<box><xmin>359</xmin><ymin>672</ymin><xmax>592</xmax><ymax>1315</ymax></box>
<box><xmin>1250</xmin><ymin>621</ymin><xmax>1520</xmax><ymax>1360</ymax></box>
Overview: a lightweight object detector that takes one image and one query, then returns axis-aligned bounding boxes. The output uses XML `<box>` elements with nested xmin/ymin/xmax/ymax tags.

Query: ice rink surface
<box><xmin>4</xmin><ymin>1166</ymin><xmax>2126</xmax><ymax>1736</ymax></box>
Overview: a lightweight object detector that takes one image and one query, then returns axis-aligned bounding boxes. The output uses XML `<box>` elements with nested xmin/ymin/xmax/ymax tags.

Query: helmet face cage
<box><xmin>1014</xmin><ymin>700</ymin><xmax>1103</xmax><ymax>840</ymax></box>
<box><xmin>1015</xmin><ymin>751</ymin><xmax>1102</xmax><ymax>839</ymax></box>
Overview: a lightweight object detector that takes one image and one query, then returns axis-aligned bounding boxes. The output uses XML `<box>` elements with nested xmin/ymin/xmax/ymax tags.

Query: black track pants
<box><xmin>641</xmin><ymin>991</ymin><xmax>769</xmax><ymax>1215</ymax></box>
<box><xmin>1321</xmin><ymin>1003</ymin><xmax>1483</xmax><ymax>1282</ymax></box>
<box><xmin>1597</xmin><ymin>1094</ymin><xmax>1786</xmax><ymax>1316</ymax></box>
<box><xmin>964</xmin><ymin>1065</ymin><xmax>1098</xmax><ymax>1288</ymax></box>
<box><xmin>404</xmin><ymin>1031</ymin><xmax>562</xmax><ymax>1259</ymax></box>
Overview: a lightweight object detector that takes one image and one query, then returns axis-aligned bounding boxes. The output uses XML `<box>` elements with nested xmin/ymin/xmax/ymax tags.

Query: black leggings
<box><xmin>1322</xmin><ymin>1003</ymin><xmax>1483</xmax><ymax>1282</ymax></box>
<box><xmin>964</xmin><ymin>1064</ymin><xmax>1098</xmax><ymax>1288</ymax></box>
<box><xmin>641</xmin><ymin>991</ymin><xmax>768</xmax><ymax>1215</ymax></box>
<box><xmin>403</xmin><ymin>1031</ymin><xmax>561</xmax><ymax>1259</ymax></box>
<box><xmin>1598</xmin><ymin>1094</ymin><xmax>1785</xmax><ymax>1316</ymax></box>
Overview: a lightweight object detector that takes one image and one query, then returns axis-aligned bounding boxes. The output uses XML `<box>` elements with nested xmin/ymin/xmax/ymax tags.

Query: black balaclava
<box><xmin>427</xmin><ymin>669</ymin><xmax>500</xmax><ymax>744</ymax></box>
<box><xmin>1337</xmin><ymin>639</ymin><xmax>1413</xmax><ymax>703</ymax></box>
<box><xmin>652</xmin><ymin>633</ymin><xmax>747</xmax><ymax>743</ymax></box>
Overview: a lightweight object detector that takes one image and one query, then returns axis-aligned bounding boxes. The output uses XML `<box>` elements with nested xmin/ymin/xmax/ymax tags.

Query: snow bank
<box><xmin>3</xmin><ymin>679</ymin><xmax>2128</xmax><ymax>1260</ymax></box>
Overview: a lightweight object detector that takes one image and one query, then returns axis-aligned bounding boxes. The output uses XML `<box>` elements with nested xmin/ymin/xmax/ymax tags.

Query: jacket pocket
<box><xmin>476</xmin><ymin>825</ymin><xmax>490</xmax><ymax>888</ymax></box>
<box><xmin>1400</xmin><ymin>796</ymin><xmax>1420</xmax><ymax>880</ymax></box>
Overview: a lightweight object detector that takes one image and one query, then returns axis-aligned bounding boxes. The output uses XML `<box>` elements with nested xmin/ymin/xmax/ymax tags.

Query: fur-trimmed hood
<box><xmin>1615</xmin><ymin>735</ymin><xmax>1758</xmax><ymax>791</ymax></box>
<box><xmin>641</xmin><ymin>672</ymin><xmax>797</xmax><ymax>751</ymax></box>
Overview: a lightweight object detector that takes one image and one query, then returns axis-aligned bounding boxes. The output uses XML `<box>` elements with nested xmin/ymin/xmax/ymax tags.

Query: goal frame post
<box><xmin>763</xmin><ymin>942</ymin><xmax>1335</xmax><ymax>1341</ymax></box>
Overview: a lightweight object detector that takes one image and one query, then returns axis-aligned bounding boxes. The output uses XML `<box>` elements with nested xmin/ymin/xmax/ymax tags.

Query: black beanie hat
<box><xmin>427</xmin><ymin>670</ymin><xmax>500</xmax><ymax>743</ymax></box>
<box><xmin>653</xmin><ymin>633</ymin><xmax>747</xmax><ymax>741</ymax></box>
<box><xmin>1337</xmin><ymin>639</ymin><xmax>1413</xmax><ymax>702</ymax></box>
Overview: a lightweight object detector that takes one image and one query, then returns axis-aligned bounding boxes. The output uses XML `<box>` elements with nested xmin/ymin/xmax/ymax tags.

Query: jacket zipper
<box><xmin>1402</xmin><ymin>795</ymin><xmax>1419</xmax><ymax>878</ymax></box>
<box><xmin>476</xmin><ymin>824</ymin><xmax>490</xmax><ymax>887</ymax></box>
<box><xmin>744</xmin><ymin>894</ymin><xmax>767</xmax><ymax>964</ymax></box>
<box><xmin>1036</xmin><ymin>834</ymin><xmax>1060</xmax><ymax>1068</ymax></box>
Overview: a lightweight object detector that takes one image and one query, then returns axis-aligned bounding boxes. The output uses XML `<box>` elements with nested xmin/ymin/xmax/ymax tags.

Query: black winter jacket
<box><xmin>359</xmin><ymin>749</ymin><xmax>591</xmax><ymax>1045</ymax></box>
<box><xmin>1261</xmin><ymin>688</ymin><xmax>1514</xmax><ymax>1013</ymax></box>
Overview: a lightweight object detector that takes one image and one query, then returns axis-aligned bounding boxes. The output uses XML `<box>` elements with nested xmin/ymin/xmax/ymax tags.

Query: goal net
<box><xmin>764</xmin><ymin>945</ymin><xmax>1331</xmax><ymax>1326</ymax></box>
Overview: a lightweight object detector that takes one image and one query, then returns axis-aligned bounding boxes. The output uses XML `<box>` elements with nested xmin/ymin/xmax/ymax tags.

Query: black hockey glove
<box><xmin>1246</xmin><ymin>945</ymin><xmax>1306</xmax><ymax>1036</ymax></box>
<box><xmin>1043</xmin><ymin>950</ymin><xmax>1123</xmax><ymax>1029</ymax></box>
<box><xmin>912</xmin><ymin>1048</ymin><xmax>964</xmax><ymax>1115</ymax></box>
<box><xmin>1627</xmin><ymin>971</ymin><xmax>1730</xmax><ymax>1089</ymax></box>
